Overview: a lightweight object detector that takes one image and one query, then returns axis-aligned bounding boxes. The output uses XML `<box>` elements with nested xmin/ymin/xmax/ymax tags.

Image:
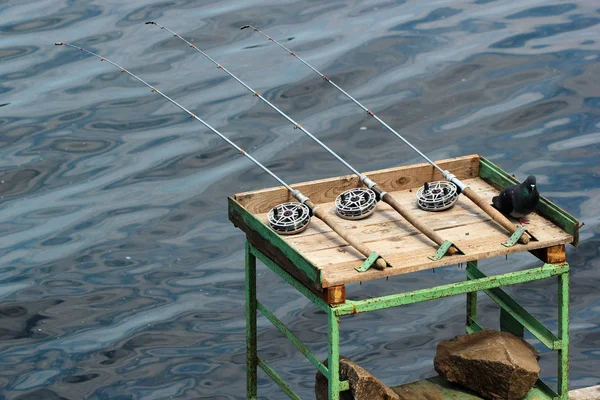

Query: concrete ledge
<box><xmin>570</xmin><ymin>385</ymin><xmax>600</xmax><ymax>400</ymax></box>
<box><xmin>391</xmin><ymin>377</ymin><xmax>600</xmax><ymax>400</ymax></box>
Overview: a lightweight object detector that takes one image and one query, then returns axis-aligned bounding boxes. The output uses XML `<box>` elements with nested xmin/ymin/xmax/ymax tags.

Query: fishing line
<box><xmin>241</xmin><ymin>24</ymin><xmax>530</xmax><ymax>244</ymax></box>
<box><xmin>54</xmin><ymin>41</ymin><xmax>387</xmax><ymax>269</ymax></box>
<box><xmin>146</xmin><ymin>21</ymin><xmax>459</xmax><ymax>256</ymax></box>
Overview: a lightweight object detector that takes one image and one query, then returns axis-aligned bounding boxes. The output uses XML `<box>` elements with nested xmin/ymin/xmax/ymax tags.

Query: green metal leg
<box><xmin>328</xmin><ymin>307</ymin><xmax>341</xmax><ymax>400</ymax></box>
<box><xmin>246</xmin><ymin>241</ymin><xmax>258</xmax><ymax>399</ymax></box>
<box><xmin>558</xmin><ymin>270</ymin><xmax>569</xmax><ymax>400</ymax></box>
<box><xmin>466</xmin><ymin>261</ymin><xmax>478</xmax><ymax>334</ymax></box>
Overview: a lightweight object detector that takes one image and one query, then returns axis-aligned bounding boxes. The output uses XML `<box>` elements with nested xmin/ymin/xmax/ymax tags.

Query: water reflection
<box><xmin>0</xmin><ymin>0</ymin><xmax>598</xmax><ymax>399</ymax></box>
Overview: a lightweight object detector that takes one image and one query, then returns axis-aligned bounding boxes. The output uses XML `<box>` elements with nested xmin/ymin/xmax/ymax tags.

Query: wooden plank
<box><xmin>235</xmin><ymin>155</ymin><xmax>480</xmax><ymax>214</ymax></box>
<box><xmin>280</xmin><ymin>178</ymin><xmax>568</xmax><ymax>254</ymax></box>
<box><xmin>230</xmin><ymin>157</ymin><xmax>576</xmax><ymax>289</ymax></box>
<box><xmin>529</xmin><ymin>244</ymin><xmax>567</xmax><ymax>264</ymax></box>
<box><xmin>478</xmin><ymin>156</ymin><xmax>579</xmax><ymax>245</ymax></box>
<box><xmin>319</xmin><ymin>225</ymin><xmax>572</xmax><ymax>287</ymax></box>
<box><xmin>234</xmin><ymin>177</ymin><xmax>572</xmax><ymax>287</ymax></box>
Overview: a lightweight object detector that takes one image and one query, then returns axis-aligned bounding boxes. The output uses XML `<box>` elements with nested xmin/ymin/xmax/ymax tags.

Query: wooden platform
<box><xmin>229</xmin><ymin>155</ymin><xmax>578</xmax><ymax>294</ymax></box>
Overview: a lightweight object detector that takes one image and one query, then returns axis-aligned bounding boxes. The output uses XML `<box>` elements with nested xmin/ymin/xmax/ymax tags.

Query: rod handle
<box><xmin>309</xmin><ymin>204</ymin><xmax>387</xmax><ymax>270</ymax></box>
<box><xmin>462</xmin><ymin>187</ymin><xmax>531</xmax><ymax>244</ymax></box>
<box><xmin>379</xmin><ymin>191</ymin><xmax>459</xmax><ymax>255</ymax></box>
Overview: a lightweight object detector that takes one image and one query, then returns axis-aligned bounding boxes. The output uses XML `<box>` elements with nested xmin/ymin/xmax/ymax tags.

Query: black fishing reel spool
<box><xmin>335</xmin><ymin>188</ymin><xmax>377</xmax><ymax>220</ymax></box>
<box><xmin>268</xmin><ymin>202</ymin><xmax>311</xmax><ymax>235</ymax></box>
<box><xmin>416</xmin><ymin>181</ymin><xmax>459</xmax><ymax>211</ymax></box>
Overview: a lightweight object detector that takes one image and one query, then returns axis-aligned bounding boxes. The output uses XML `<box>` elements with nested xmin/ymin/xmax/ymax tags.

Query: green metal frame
<box><xmin>246</xmin><ymin>242</ymin><xmax>570</xmax><ymax>400</ymax></box>
<box><xmin>240</xmin><ymin>156</ymin><xmax>575</xmax><ymax>399</ymax></box>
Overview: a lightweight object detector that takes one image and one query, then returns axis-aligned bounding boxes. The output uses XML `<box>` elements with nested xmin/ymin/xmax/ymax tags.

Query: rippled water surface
<box><xmin>1</xmin><ymin>0</ymin><xmax>599</xmax><ymax>398</ymax></box>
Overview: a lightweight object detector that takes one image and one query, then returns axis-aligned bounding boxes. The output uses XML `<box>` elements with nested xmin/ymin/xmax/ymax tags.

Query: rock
<box><xmin>315</xmin><ymin>356</ymin><xmax>399</xmax><ymax>400</ymax></box>
<box><xmin>434</xmin><ymin>329</ymin><xmax>540</xmax><ymax>400</ymax></box>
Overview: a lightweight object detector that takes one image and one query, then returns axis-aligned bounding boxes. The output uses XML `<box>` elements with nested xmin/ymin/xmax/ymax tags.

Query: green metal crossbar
<box><xmin>466</xmin><ymin>264</ymin><xmax>565</xmax><ymax>350</ymax></box>
<box><xmin>248</xmin><ymin>245</ymin><xmax>330</xmax><ymax>312</ymax></box>
<box><xmin>257</xmin><ymin>357</ymin><xmax>302</xmax><ymax>400</ymax></box>
<box><xmin>333</xmin><ymin>263</ymin><xmax>564</xmax><ymax>317</ymax></box>
<box><xmin>257</xmin><ymin>301</ymin><xmax>328</xmax><ymax>376</ymax></box>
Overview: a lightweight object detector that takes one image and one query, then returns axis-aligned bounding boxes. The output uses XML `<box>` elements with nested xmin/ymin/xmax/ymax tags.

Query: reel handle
<box><xmin>377</xmin><ymin>189</ymin><xmax>459</xmax><ymax>256</ymax></box>
<box><xmin>461</xmin><ymin>187</ymin><xmax>531</xmax><ymax>244</ymax></box>
<box><xmin>307</xmin><ymin>201</ymin><xmax>387</xmax><ymax>270</ymax></box>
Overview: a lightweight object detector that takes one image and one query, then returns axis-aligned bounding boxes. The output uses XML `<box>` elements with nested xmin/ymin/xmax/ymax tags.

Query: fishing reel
<box><xmin>335</xmin><ymin>188</ymin><xmax>377</xmax><ymax>220</ymax></box>
<box><xmin>268</xmin><ymin>202</ymin><xmax>311</xmax><ymax>235</ymax></box>
<box><xmin>416</xmin><ymin>181</ymin><xmax>459</xmax><ymax>211</ymax></box>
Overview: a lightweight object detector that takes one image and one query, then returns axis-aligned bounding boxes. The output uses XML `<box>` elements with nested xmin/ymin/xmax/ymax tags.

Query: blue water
<box><xmin>0</xmin><ymin>1</ymin><xmax>599</xmax><ymax>398</ymax></box>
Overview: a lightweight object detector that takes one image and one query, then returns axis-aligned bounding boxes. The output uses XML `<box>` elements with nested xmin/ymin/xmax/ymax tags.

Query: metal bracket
<box><xmin>355</xmin><ymin>252</ymin><xmax>381</xmax><ymax>272</ymax></box>
<box><xmin>502</xmin><ymin>226</ymin><xmax>526</xmax><ymax>247</ymax></box>
<box><xmin>428</xmin><ymin>240</ymin><xmax>455</xmax><ymax>261</ymax></box>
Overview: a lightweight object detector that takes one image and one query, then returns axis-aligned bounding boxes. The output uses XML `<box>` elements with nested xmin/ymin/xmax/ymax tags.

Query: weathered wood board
<box><xmin>231</xmin><ymin>155</ymin><xmax>575</xmax><ymax>289</ymax></box>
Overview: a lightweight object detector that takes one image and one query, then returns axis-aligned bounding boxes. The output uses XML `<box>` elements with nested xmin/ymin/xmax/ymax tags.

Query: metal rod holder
<box><xmin>502</xmin><ymin>226</ymin><xmax>526</xmax><ymax>247</ymax></box>
<box><xmin>428</xmin><ymin>240</ymin><xmax>458</xmax><ymax>261</ymax></box>
<box><xmin>355</xmin><ymin>252</ymin><xmax>383</xmax><ymax>272</ymax></box>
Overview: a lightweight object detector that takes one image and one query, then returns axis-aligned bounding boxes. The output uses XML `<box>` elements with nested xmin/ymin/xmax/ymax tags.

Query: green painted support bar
<box><xmin>249</xmin><ymin>245</ymin><xmax>330</xmax><ymax>313</ymax></box>
<box><xmin>526</xmin><ymin>379</ymin><xmax>560</xmax><ymax>400</ymax></box>
<box><xmin>334</xmin><ymin>264</ymin><xmax>565</xmax><ymax>316</ymax></box>
<box><xmin>478</xmin><ymin>157</ymin><xmax>579</xmax><ymax>245</ymax></box>
<box><xmin>245</xmin><ymin>242</ymin><xmax>258</xmax><ymax>398</ymax></box>
<box><xmin>500</xmin><ymin>308</ymin><xmax>525</xmax><ymax>338</ymax></box>
<box><xmin>558</xmin><ymin>271</ymin><xmax>570</xmax><ymax>399</ymax></box>
<box><xmin>466</xmin><ymin>316</ymin><xmax>483</xmax><ymax>334</ymax></box>
<box><xmin>466</xmin><ymin>261</ymin><xmax>478</xmax><ymax>334</ymax></box>
<box><xmin>229</xmin><ymin>198</ymin><xmax>321</xmax><ymax>284</ymax></box>
<box><xmin>339</xmin><ymin>380</ymin><xmax>350</xmax><ymax>392</ymax></box>
<box><xmin>328</xmin><ymin>308</ymin><xmax>341</xmax><ymax>400</ymax></box>
<box><xmin>257</xmin><ymin>357</ymin><xmax>302</xmax><ymax>400</ymax></box>
<box><xmin>257</xmin><ymin>301</ymin><xmax>329</xmax><ymax>377</ymax></box>
<box><xmin>466</xmin><ymin>263</ymin><xmax>564</xmax><ymax>350</ymax></box>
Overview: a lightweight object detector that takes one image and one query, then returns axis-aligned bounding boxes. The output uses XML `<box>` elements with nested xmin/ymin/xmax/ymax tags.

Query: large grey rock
<box><xmin>315</xmin><ymin>356</ymin><xmax>399</xmax><ymax>400</ymax></box>
<box><xmin>434</xmin><ymin>330</ymin><xmax>540</xmax><ymax>400</ymax></box>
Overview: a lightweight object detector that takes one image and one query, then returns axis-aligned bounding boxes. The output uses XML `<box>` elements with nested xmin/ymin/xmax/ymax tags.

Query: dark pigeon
<box><xmin>492</xmin><ymin>175</ymin><xmax>539</xmax><ymax>224</ymax></box>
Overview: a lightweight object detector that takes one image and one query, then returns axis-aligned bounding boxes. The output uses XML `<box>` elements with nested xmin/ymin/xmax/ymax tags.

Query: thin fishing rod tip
<box><xmin>54</xmin><ymin>42</ymin><xmax>66</xmax><ymax>45</ymax></box>
<box><xmin>240</xmin><ymin>25</ymin><xmax>251</xmax><ymax>30</ymax></box>
<box><xmin>145</xmin><ymin>21</ymin><xmax>156</xmax><ymax>25</ymax></box>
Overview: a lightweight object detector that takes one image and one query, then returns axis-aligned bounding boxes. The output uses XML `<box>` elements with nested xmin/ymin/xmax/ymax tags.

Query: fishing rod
<box><xmin>241</xmin><ymin>25</ymin><xmax>531</xmax><ymax>245</ymax></box>
<box><xmin>54</xmin><ymin>41</ymin><xmax>387</xmax><ymax>270</ymax></box>
<box><xmin>146</xmin><ymin>21</ymin><xmax>460</xmax><ymax>259</ymax></box>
